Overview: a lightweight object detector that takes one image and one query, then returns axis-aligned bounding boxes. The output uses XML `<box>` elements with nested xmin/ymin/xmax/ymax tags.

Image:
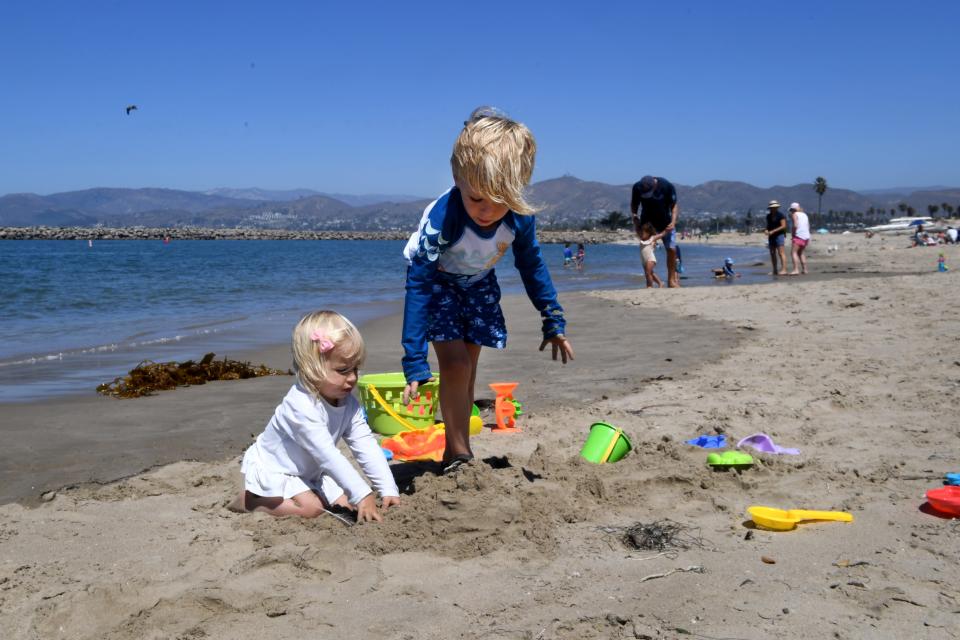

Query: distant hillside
<box><xmin>0</xmin><ymin>188</ymin><xmax>256</xmax><ymax>227</ymax></box>
<box><xmin>2</xmin><ymin>179</ymin><xmax>958</xmax><ymax>230</ymax></box>
<box><xmin>204</xmin><ymin>187</ymin><xmax>425</xmax><ymax>206</ymax></box>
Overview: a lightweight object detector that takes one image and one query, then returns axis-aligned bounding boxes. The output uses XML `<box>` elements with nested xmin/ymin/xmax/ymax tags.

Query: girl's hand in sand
<box><xmin>382</xmin><ymin>496</ymin><xmax>401</xmax><ymax>510</ymax></box>
<box><xmin>355</xmin><ymin>494</ymin><xmax>383</xmax><ymax>523</ymax></box>
<box><xmin>403</xmin><ymin>376</ymin><xmax>435</xmax><ymax>404</ymax></box>
<box><xmin>539</xmin><ymin>335</ymin><xmax>574</xmax><ymax>364</ymax></box>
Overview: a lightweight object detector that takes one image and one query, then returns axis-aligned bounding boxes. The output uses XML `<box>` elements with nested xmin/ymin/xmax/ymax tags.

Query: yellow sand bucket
<box><xmin>357</xmin><ymin>372</ymin><xmax>439</xmax><ymax>436</ymax></box>
<box><xmin>580</xmin><ymin>422</ymin><xmax>632</xmax><ymax>463</ymax></box>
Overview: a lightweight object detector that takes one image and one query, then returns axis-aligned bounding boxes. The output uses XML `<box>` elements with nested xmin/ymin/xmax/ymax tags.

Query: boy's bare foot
<box><xmin>777</xmin><ymin>270</ymin><xmax>789</xmax><ymax>275</ymax></box>
<box><xmin>787</xmin><ymin>271</ymin><xmax>800</xmax><ymax>275</ymax></box>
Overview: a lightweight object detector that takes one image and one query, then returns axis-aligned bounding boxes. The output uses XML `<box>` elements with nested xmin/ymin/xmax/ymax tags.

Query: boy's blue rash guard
<box><xmin>401</xmin><ymin>187</ymin><xmax>566</xmax><ymax>384</ymax></box>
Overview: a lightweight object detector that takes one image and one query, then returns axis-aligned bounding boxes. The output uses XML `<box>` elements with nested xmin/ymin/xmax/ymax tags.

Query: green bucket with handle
<box><xmin>357</xmin><ymin>372</ymin><xmax>439</xmax><ymax>436</ymax></box>
<box><xmin>580</xmin><ymin>422</ymin><xmax>632</xmax><ymax>463</ymax></box>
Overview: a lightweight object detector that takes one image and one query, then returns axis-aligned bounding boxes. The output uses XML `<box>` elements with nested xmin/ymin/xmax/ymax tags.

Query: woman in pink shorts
<box><xmin>789</xmin><ymin>202</ymin><xmax>811</xmax><ymax>275</ymax></box>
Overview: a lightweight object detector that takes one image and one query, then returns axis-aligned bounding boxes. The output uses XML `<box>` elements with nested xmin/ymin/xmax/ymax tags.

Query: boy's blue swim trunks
<box><xmin>425</xmin><ymin>270</ymin><xmax>507</xmax><ymax>348</ymax></box>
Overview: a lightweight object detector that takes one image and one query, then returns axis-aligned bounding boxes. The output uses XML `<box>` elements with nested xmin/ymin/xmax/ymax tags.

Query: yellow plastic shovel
<box><xmin>748</xmin><ymin>506</ymin><xmax>854</xmax><ymax>531</ymax></box>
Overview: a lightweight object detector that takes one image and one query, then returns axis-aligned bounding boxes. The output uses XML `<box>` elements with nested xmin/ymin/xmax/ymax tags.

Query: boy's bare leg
<box><xmin>434</xmin><ymin>340</ymin><xmax>482</xmax><ymax>463</ymax></box>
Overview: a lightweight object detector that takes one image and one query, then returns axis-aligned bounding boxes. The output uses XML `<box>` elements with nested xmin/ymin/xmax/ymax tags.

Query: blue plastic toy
<box><xmin>945</xmin><ymin>473</ymin><xmax>960</xmax><ymax>486</ymax></box>
<box><xmin>685</xmin><ymin>434</ymin><xmax>727</xmax><ymax>449</ymax></box>
<box><xmin>382</xmin><ymin>447</ymin><xmax>394</xmax><ymax>461</ymax></box>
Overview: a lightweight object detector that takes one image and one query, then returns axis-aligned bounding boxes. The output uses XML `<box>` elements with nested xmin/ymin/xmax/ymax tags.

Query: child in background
<box><xmin>234</xmin><ymin>310</ymin><xmax>400</xmax><ymax>521</ymax></box>
<box><xmin>563</xmin><ymin>242</ymin><xmax>574</xmax><ymax>267</ymax></box>
<box><xmin>638</xmin><ymin>222</ymin><xmax>664</xmax><ymax>288</ymax></box>
<box><xmin>575</xmin><ymin>243</ymin><xmax>586</xmax><ymax>270</ymax></box>
<box><xmin>713</xmin><ymin>257</ymin><xmax>740</xmax><ymax>279</ymax></box>
<box><xmin>401</xmin><ymin>107</ymin><xmax>574</xmax><ymax>474</ymax></box>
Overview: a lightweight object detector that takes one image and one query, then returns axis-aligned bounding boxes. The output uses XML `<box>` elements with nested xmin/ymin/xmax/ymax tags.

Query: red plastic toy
<box><xmin>926</xmin><ymin>486</ymin><xmax>960</xmax><ymax>517</ymax></box>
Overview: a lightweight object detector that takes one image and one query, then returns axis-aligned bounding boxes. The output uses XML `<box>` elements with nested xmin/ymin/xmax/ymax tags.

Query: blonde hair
<box><xmin>451</xmin><ymin>111</ymin><xmax>538</xmax><ymax>215</ymax></box>
<box><xmin>291</xmin><ymin>310</ymin><xmax>365</xmax><ymax>399</ymax></box>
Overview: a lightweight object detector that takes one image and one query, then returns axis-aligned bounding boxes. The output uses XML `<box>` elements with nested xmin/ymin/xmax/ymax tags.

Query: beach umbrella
<box><xmin>908</xmin><ymin>219</ymin><xmax>924</xmax><ymax>226</ymax></box>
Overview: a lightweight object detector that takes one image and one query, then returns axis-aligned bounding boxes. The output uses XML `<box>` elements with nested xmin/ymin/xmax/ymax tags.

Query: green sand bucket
<box><xmin>580</xmin><ymin>422</ymin><xmax>632</xmax><ymax>463</ymax></box>
<box><xmin>357</xmin><ymin>372</ymin><xmax>439</xmax><ymax>436</ymax></box>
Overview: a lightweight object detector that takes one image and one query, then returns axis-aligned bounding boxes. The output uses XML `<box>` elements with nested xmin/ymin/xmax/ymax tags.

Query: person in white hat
<box><xmin>788</xmin><ymin>202</ymin><xmax>811</xmax><ymax>275</ymax></box>
<box><xmin>764</xmin><ymin>200</ymin><xmax>788</xmax><ymax>275</ymax></box>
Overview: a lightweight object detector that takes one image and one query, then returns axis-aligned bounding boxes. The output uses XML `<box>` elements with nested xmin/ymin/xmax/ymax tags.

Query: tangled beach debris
<box><xmin>96</xmin><ymin>352</ymin><xmax>291</xmax><ymax>398</ymax></box>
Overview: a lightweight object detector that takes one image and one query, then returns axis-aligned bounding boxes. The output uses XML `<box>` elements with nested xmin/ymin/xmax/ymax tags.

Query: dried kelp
<box><xmin>601</xmin><ymin>519</ymin><xmax>712</xmax><ymax>553</ymax></box>
<box><xmin>97</xmin><ymin>352</ymin><xmax>291</xmax><ymax>398</ymax></box>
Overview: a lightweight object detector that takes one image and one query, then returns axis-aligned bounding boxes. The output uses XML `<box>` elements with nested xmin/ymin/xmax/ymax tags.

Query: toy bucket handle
<box><xmin>367</xmin><ymin>384</ymin><xmax>417</xmax><ymax>431</ymax></box>
<box><xmin>599</xmin><ymin>428</ymin><xmax>623</xmax><ymax>463</ymax></box>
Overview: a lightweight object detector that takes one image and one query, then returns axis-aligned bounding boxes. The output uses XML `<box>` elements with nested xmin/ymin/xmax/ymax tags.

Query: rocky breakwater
<box><xmin>0</xmin><ymin>226</ymin><xmax>630</xmax><ymax>244</ymax></box>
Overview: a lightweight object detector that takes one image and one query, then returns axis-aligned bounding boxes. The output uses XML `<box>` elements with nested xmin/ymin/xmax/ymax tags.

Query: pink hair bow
<box><xmin>310</xmin><ymin>330</ymin><xmax>335</xmax><ymax>353</ymax></box>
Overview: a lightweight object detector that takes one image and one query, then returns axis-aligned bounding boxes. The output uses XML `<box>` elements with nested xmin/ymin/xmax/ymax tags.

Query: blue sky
<box><xmin>1</xmin><ymin>1</ymin><xmax>958</xmax><ymax>197</ymax></box>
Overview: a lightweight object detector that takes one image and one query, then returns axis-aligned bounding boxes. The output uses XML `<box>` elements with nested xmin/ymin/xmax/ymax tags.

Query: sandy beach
<box><xmin>2</xmin><ymin>234</ymin><xmax>959</xmax><ymax>639</ymax></box>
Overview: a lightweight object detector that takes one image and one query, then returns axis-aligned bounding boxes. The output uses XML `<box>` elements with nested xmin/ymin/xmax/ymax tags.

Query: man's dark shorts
<box><xmin>768</xmin><ymin>234</ymin><xmax>785</xmax><ymax>249</ymax></box>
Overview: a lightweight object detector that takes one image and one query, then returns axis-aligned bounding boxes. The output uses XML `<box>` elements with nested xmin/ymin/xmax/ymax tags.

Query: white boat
<box><xmin>866</xmin><ymin>216</ymin><xmax>937</xmax><ymax>234</ymax></box>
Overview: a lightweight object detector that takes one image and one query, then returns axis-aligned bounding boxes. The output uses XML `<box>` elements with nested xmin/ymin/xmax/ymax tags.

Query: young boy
<box><xmin>638</xmin><ymin>222</ymin><xmax>664</xmax><ymax>288</ymax></box>
<box><xmin>401</xmin><ymin>107</ymin><xmax>574</xmax><ymax>473</ymax></box>
<box><xmin>712</xmin><ymin>257</ymin><xmax>740</xmax><ymax>279</ymax></box>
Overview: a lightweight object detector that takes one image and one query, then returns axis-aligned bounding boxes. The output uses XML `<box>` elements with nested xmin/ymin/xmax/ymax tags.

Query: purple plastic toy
<box><xmin>736</xmin><ymin>433</ymin><xmax>800</xmax><ymax>455</ymax></box>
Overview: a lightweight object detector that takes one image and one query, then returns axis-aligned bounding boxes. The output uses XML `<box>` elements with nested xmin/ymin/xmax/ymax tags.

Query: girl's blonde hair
<box><xmin>451</xmin><ymin>110</ymin><xmax>538</xmax><ymax>215</ymax></box>
<box><xmin>291</xmin><ymin>310</ymin><xmax>365</xmax><ymax>399</ymax></box>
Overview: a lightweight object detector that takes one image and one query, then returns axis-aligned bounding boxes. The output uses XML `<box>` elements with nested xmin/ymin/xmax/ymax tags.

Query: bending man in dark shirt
<box><xmin>631</xmin><ymin>175</ymin><xmax>681</xmax><ymax>287</ymax></box>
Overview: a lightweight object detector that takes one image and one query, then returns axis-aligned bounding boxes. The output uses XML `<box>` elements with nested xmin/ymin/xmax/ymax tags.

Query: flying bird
<box><xmin>125</xmin><ymin>105</ymin><xmax>138</xmax><ymax>115</ymax></box>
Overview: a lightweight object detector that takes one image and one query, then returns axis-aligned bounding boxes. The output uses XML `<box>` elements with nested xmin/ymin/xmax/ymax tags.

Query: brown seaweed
<box><xmin>96</xmin><ymin>352</ymin><xmax>291</xmax><ymax>398</ymax></box>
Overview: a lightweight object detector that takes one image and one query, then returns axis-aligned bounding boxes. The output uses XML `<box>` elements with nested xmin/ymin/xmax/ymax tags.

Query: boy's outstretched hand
<box><xmin>539</xmin><ymin>334</ymin><xmax>574</xmax><ymax>364</ymax></box>
<box><xmin>403</xmin><ymin>376</ymin><xmax>435</xmax><ymax>404</ymax></box>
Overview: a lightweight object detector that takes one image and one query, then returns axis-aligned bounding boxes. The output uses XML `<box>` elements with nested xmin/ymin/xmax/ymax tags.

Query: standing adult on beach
<box><xmin>788</xmin><ymin>202</ymin><xmax>811</xmax><ymax>275</ymax></box>
<box><xmin>631</xmin><ymin>175</ymin><xmax>680</xmax><ymax>287</ymax></box>
<box><xmin>765</xmin><ymin>200</ymin><xmax>788</xmax><ymax>275</ymax></box>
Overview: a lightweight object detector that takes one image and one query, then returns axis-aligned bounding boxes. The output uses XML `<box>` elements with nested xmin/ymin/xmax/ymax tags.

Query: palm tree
<box><xmin>814</xmin><ymin>177</ymin><xmax>828</xmax><ymax>217</ymax></box>
<box><xmin>928</xmin><ymin>204</ymin><xmax>939</xmax><ymax>217</ymax></box>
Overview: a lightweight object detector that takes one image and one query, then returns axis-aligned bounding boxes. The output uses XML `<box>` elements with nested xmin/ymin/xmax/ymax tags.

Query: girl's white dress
<box><xmin>241</xmin><ymin>382</ymin><xmax>399</xmax><ymax>504</ymax></box>
<box><xmin>640</xmin><ymin>238</ymin><xmax>657</xmax><ymax>264</ymax></box>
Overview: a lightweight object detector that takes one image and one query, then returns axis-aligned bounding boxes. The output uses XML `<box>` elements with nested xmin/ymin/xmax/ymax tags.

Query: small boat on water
<box><xmin>866</xmin><ymin>216</ymin><xmax>942</xmax><ymax>234</ymax></box>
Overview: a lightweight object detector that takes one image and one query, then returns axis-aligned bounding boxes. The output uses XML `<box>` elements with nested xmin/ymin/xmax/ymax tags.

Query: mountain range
<box><xmin>2</xmin><ymin>178</ymin><xmax>958</xmax><ymax>230</ymax></box>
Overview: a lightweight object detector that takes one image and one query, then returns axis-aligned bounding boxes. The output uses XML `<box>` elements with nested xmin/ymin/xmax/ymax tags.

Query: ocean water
<box><xmin>0</xmin><ymin>238</ymin><xmax>767</xmax><ymax>402</ymax></box>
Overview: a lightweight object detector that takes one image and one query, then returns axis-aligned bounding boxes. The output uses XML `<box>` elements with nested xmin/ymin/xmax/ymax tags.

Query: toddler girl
<box><xmin>235</xmin><ymin>310</ymin><xmax>400</xmax><ymax>522</ymax></box>
<box><xmin>638</xmin><ymin>223</ymin><xmax>664</xmax><ymax>288</ymax></box>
